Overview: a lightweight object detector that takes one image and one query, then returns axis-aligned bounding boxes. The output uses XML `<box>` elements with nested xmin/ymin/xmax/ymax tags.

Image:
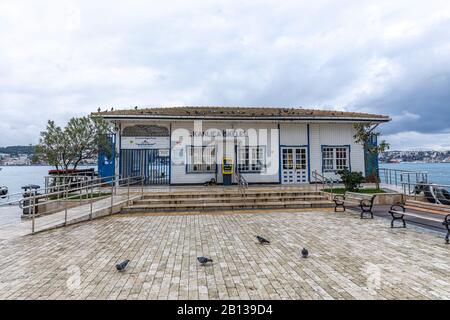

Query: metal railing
<box><xmin>235</xmin><ymin>171</ymin><xmax>248</xmax><ymax>196</ymax></box>
<box><xmin>1</xmin><ymin>174</ymin><xmax>146</xmax><ymax>234</ymax></box>
<box><xmin>401</xmin><ymin>181</ymin><xmax>450</xmax><ymax>198</ymax></box>
<box><xmin>312</xmin><ymin>170</ymin><xmax>335</xmax><ymax>192</ymax></box>
<box><xmin>378</xmin><ymin>168</ymin><xmax>428</xmax><ymax>192</ymax></box>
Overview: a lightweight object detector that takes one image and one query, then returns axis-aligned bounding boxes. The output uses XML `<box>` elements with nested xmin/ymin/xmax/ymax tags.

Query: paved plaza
<box><xmin>0</xmin><ymin>209</ymin><xmax>449</xmax><ymax>300</ymax></box>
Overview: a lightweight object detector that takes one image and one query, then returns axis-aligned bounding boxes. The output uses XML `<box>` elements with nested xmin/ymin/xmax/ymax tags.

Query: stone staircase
<box><xmin>121</xmin><ymin>188</ymin><xmax>334</xmax><ymax>213</ymax></box>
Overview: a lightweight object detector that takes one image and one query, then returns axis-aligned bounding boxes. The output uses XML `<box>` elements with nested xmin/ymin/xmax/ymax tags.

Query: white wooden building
<box><xmin>95</xmin><ymin>107</ymin><xmax>390</xmax><ymax>185</ymax></box>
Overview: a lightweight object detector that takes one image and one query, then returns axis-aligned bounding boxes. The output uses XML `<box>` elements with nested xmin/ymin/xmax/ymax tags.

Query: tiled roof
<box><xmin>93</xmin><ymin>106</ymin><xmax>390</xmax><ymax>121</ymax></box>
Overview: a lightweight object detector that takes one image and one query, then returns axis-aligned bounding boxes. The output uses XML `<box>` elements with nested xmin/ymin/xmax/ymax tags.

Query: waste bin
<box><xmin>21</xmin><ymin>185</ymin><xmax>41</xmax><ymax>215</ymax></box>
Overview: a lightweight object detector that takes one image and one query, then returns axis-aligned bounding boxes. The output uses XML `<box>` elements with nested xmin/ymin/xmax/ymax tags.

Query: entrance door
<box><xmin>281</xmin><ymin>147</ymin><xmax>308</xmax><ymax>184</ymax></box>
<box><xmin>121</xmin><ymin>149</ymin><xmax>170</xmax><ymax>185</ymax></box>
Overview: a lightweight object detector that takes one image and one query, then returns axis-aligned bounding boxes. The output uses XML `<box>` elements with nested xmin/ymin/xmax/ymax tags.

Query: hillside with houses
<box><xmin>380</xmin><ymin>150</ymin><xmax>450</xmax><ymax>163</ymax></box>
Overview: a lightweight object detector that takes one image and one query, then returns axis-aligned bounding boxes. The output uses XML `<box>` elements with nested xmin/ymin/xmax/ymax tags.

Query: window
<box><xmin>237</xmin><ymin>146</ymin><xmax>265</xmax><ymax>173</ymax></box>
<box><xmin>322</xmin><ymin>146</ymin><xmax>349</xmax><ymax>172</ymax></box>
<box><xmin>186</xmin><ymin>146</ymin><xmax>216</xmax><ymax>173</ymax></box>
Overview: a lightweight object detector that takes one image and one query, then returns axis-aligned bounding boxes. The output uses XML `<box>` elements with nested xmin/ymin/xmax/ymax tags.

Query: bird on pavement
<box><xmin>197</xmin><ymin>257</ymin><xmax>213</xmax><ymax>266</ymax></box>
<box><xmin>301</xmin><ymin>248</ymin><xmax>309</xmax><ymax>258</ymax></box>
<box><xmin>256</xmin><ymin>236</ymin><xmax>270</xmax><ymax>245</ymax></box>
<box><xmin>116</xmin><ymin>259</ymin><xmax>130</xmax><ymax>272</ymax></box>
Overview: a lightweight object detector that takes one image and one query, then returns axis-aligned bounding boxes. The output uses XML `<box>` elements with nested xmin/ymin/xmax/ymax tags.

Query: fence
<box><xmin>378</xmin><ymin>168</ymin><xmax>428</xmax><ymax>193</ymax></box>
<box><xmin>0</xmin><ymin>174</ymin><xmax>146</xmax><ymax>234</ymax></box>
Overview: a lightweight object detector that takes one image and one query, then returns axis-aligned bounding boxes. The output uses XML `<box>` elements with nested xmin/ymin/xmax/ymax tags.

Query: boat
<box><xmin>0</xmin><ymin>186</ymin><xmax>7</xmax><ymax>198</ymax></box>
<box><xmin>0</xmin><ymin>168</ymin><xmax>8</xmax><ymax>198</ymax></box>
<box><xmin>414</xmin><ymin>183</ymin><xmax>450</xmax><ymax>205</ymax></box>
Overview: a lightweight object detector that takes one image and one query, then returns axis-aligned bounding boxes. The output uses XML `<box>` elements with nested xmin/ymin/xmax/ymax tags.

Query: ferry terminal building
<box><xmin>94</xmin><ymin>107</ymin><xmax>390</xmax><ymax>185</ymax></box>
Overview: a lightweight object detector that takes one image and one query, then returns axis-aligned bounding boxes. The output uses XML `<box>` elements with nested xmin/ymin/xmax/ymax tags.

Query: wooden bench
<box><xmin>333</xmin><ymin>193</ymin><xmax>376</xmax><ymax>219</ymax></box>
<box><xmin>389</xmin><ymin>200</ymin><xmax>450</xmax><ymax>244</ymax></box>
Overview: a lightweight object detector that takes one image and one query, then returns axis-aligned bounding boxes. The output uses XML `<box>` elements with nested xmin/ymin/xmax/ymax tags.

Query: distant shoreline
<box><xmin>0</xmin><ymin>164</ymin><xmax>97</xmax><ymax>167</ymax></box>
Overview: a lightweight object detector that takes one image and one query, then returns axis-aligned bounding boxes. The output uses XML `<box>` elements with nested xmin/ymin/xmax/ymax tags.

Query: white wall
<box><xmin>170</xmin><ymin>121</ymin><xmax>279</xmax><ymax>184</ymax></box>
<box><xmin>115</xmin><ymin>120</ymin><xmax>365</xmax><ymax>184</ymax></box>
<box><xmin>280</xmin><ymin>123</ymin><xmax>308</xmax><ymax>146</ymax></box>
<box><xmin>309</xmin><ymin>123</ymin><xmax>365</xmax><ymax>180</ymax></box>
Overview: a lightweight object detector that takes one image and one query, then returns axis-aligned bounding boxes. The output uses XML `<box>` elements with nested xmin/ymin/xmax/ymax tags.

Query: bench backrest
<box><xmin>345</xmin><ymin>192</ymin><xmax>376</xmax><ymax>201</ymax></box>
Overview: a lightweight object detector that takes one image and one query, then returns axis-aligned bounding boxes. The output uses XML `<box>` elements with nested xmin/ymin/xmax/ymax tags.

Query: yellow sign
<box><xmin>222</xmin><ymin>157</ymin><xmax>234</xmax><ymax>175</ymax></box>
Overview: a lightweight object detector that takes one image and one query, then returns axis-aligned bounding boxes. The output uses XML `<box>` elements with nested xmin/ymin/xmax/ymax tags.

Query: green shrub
<box><xmin>337</xmin><ymin>169</ymin><xmax>365</xmax><ymax>192</ymax></box>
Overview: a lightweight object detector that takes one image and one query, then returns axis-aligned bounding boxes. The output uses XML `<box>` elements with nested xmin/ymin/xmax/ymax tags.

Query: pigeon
<box><xmin>256</xmin><ymin>236</ymin><xmax>270</xmax><ymax>245</ymax></box>
<box><xmin>197</xmin><ymin>257</ymin><xmax>213</xmax><ymax>265</ymax></box>
<box><xmin>116</xmin><ymin>259</ymin><xmax>130</xmax><ymax>272</ymax></box>
<box><xmin>301</xmin><ymin>248</ymin><xmax>309</xmax><ymax>258</ymax></box>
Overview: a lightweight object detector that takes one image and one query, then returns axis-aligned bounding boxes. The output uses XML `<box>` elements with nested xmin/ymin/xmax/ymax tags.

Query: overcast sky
<box><xmin>1</xmin><ymin>0</ymin><xmax>450</xmax><ymax>150</ymax></box>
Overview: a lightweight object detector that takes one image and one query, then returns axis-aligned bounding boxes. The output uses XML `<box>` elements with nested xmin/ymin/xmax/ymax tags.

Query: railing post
<box><xmin>127</xmin><ymin>177</ymin><xmax>131</xmax><ymax>205</ymax></box>
<box><xmin>79</xmin><ymin>180</ymin><xmax>83</xmax><ymax>206</ymax></box>
<box><xmin>110</xmin><ymin>178</ymin><xmax>115</xmax><ymax>215</ymax></box>
<box><xmin>141</xmin><ymin>175</ymin><xmax>144</xmax><ymax>198</ymax></box>
<box><xmin>314</xmin><ymin>171</ymin><xmax>317</xmax><ymax>191</ymax></box>
<box><xmin>31</xmin><ymin>191</ymin><xmax>36</xmax><ymax>235</ymax></box>
<box><xmin>64</xmin><ymin>186</ymin><xmax>68</xmax><ymax>226</ymax></box>
<box><xmin>89</xmin><ymin>181</ymin><xmax>94</xmax><ymax>221</ymax></box>
<box><xmin>407</xmin><ymin>175</ymin><xmax>411</xmax><ymax>194</ymax></box>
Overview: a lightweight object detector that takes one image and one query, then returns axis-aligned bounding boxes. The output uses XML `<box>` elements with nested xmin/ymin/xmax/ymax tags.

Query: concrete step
<box><xmin>134</xmin><ymin>195</ymin><xmax>328</xmax><ymax>205</ymax></box>
<box><xmin>121</xmin><ymin>200</ymin><xmax>334</xmax><ymax>213</ymax></box>
<box><xmin>141</xmin><ymin>190</ymin><xmax>324</xmax><ymax>199</ymax></box>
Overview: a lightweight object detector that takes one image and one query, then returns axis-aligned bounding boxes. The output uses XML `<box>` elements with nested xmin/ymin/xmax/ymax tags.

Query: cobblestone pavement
<box><xmin>0</xmin><ymin>209</ymin><xmax>448</xmax><ymax>300</ymax></box>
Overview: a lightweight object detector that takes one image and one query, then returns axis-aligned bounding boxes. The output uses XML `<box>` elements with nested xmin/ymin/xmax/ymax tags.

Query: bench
<box><xmin>389</xmin><ymin>199</ymin><xmax>450</xmax><ymax>244</ymax></box>
<box><xmin>333</xmin><ymin>192</ymin><xmax>376</xmax><ymax>219</ymax></box>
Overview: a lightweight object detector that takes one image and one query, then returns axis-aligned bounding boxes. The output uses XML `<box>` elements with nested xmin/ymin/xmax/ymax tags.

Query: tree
<box><xmin>36</xmin><ymin>116</ymin><xmax>112</xmax><ymax>171</ymax></box>
<box><xmin>353</xmin><ymin>123</ymin><xmax>390</xmax><ymax>189</ymax></box>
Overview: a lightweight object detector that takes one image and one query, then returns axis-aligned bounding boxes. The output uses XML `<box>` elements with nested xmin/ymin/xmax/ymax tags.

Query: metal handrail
<box><xmin>378</xmin><ymin>168</ymin><xmax>428</xmax><ymax>188</ymax></box>
<box><xmin>2</xmin><ymin>174</ymin><xmax>146</xmax><ymax>235</ymax></box>
<box><xmin>401</xmin><ymin>181</ymin><xmax>450</xmax><ymax>197</ymax></box>
<box><xmin>0</xmin><ymin>174</ymin><xmax>118</xmax><ymax>206</ymax></box>
<box><xmin>312</xmin><ymin>170</ymin><xmax>334</xmax><ymax>192</ymax></box>
<box><xmin>235</xmin><ymin>170</ymin><xmax>248</xmax><ymax>196</ymax></box>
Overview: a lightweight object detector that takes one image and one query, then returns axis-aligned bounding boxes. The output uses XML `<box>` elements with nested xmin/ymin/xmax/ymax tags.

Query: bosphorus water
<box><xmin>0</xmin><ymin>166</ymin><xmax>94</xmax><ymax>195</ymax></box>
<box><xmin>379</xmin><ymin>162</ymin><xmax>450</xmax><ymax>186</ymax></box>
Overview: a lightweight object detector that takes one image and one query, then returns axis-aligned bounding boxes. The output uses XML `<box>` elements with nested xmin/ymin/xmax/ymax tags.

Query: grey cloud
<box><xmin>0</xmin><ymin>0</ymin><xmax>450</xmax><ymax>149</ymax></box>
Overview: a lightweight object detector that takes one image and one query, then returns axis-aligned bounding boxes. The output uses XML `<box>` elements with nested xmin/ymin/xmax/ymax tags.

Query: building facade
<box><xmin>95</xmin><ymin>107</ymin><xmax>390</xmax><ymax>185</ymax></box>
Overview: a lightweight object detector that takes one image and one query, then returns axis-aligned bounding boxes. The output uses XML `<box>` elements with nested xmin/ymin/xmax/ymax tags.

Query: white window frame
<box><xmin>237</xmin><ymin>146</ymin><xmax>266</xmax><ymax>173</ymax></box>
<box><xmin>322</xmin><ymin>146</ymin><xmax>350</xmax><ymax>172</ymax></box>
<box><xmin>186</xmin><ymin>146</ymin><xmax>216</xmax><ymax>173</ymax></box>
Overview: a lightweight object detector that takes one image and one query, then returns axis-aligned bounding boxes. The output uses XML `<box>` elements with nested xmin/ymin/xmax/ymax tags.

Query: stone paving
<box><xmin>0</xmin><ymin>209</ymin><xmax>449</xmax><ymax>300</ymax></box>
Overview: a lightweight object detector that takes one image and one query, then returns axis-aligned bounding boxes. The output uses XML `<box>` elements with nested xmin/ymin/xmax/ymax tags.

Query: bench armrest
<box><xmin>443</xmin><ymin>214</ymin><xmax>450</xmax><ymax>226</ymax></box>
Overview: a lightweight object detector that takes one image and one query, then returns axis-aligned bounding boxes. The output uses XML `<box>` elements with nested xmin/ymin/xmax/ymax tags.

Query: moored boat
<box><xmin>0</xmin><ymin>168</ymin><xmax>8</xmax><ymax>198</ymax></box>
<box><xmin>0</xmin><ymin>185</ymin><xmax>7</xmax><ymax>198</ymax></box>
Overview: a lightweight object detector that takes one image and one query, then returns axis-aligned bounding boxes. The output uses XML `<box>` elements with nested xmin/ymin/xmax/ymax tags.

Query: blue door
<box><xmin>98</xmin><ymin>135</ymin><xmax>115</xmax><ymax>183</ymax></box>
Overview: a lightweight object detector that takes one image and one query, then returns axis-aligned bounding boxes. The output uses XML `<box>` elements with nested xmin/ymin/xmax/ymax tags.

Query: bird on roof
<box><xmin>256</xmin><ymin>236</ymin><xmax>270</xmax><ymax>245</ymax></box>
<box><xmin>301</xmin><ymin>248</ymin><xmax>309</xmax><ymax>258</ymax></box>
<box><xmin>116</xmin><ymin>259</ymin><xmax>130</xmax><ymax>272</ymax></box>
<box><xmin>97</xmin><ymin>107</ymin><xmax>101</xmax><ymax>112</ymax></box>
<box><xmin>197</xmin><ymin>256</ymin><xmax>213</xmax><ymax>266</ymax></box>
